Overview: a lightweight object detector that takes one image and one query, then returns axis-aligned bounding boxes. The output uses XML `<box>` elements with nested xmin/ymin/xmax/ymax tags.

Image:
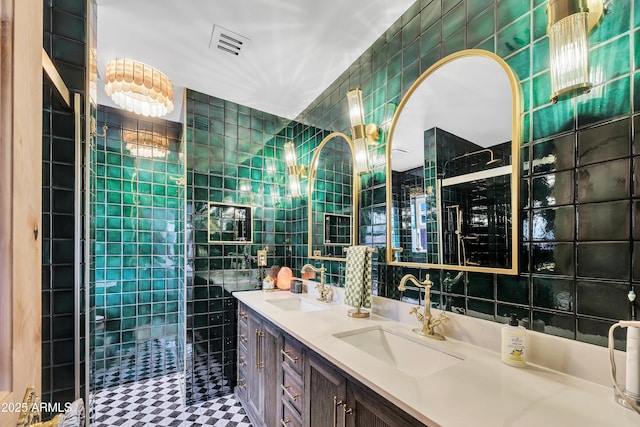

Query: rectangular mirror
<box><xmin>208</xmin><ymin>202</ymin><xmax>253</xmax><ymax>243</ymax></box>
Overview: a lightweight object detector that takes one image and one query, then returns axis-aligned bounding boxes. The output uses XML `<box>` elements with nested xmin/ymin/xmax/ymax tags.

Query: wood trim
<box><xmin>41</xmin><ymin>48</ymin><xmax>70</xmax><ymax>108</ymax></box>
<box><xmin>0</xmin><ymin>0</ymin><xmax>14</xmax><ymax>395</ymax></box>
<box><xmin>0</xmin><ymin>0</ymin><xmax>43</xmax><ymax>425</ymax></box>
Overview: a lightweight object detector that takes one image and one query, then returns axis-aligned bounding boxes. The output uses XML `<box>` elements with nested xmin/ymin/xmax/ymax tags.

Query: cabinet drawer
<box><xmin>281</xmin><ymin>365</ymin><xmax>303</xmax><ymax>414</ymax></box>
<box><xmin>281</xmin><ymin>339</ymin><xmax>303</xmax><ymax>375</ymax></box>
<box><xmin>238</xmin><ymin>304</ymin><xmax>249</xmax><ymax>327</ymax></box>
<box><xmin>236</xmin><ymin>367</ymin><xmax>248</xmax><ymax>398</ymax></box>
<box><xmin>281</xmin><ymin>398</ymin><xmax>303</xmax><ymax>427</ymax></box>
<box><xmin>238</xmin><ymin>321</ymin><xmax>249</xmax><ymax>348</ymax></box>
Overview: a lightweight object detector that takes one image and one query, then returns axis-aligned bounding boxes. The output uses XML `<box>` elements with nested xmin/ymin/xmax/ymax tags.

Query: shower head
<box><xmin>441</xmin><ymin>148</ymin><xmax>501</xmax><ymax>178</ymax></box>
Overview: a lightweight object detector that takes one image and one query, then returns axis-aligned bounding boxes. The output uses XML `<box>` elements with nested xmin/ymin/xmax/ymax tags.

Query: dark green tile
<box><xmin>577</xmin><ymin>75</ymin><xmax>631</xmax><ymax>128</ymax></box>
<box><xmin>497</xmin><ymin>15</ymin><xmax>530</xmax><ymax>58</ymax></box>
<box><xmin>590</xmin><ymin>0</ymin><xmax>631</xmax><ymax>45</ymax></box>
<box><xmin>577</xmin><ymin>242</ymin><xmax>630</xmax><ymax>280</ymax></box>
<box><xmin>497</xmin><ymin>0</ymin><xmax>530</xmax><ymax>30</ymax></box>
<box><xmin>577</xmin><ymin>281</ymin><xmax>629</xmax><ymax>318</ymax></box>
<box><xmin>532</xmin><ymin>100</ymin><xmax>574</xmax><ymax>141</ymax></box>
<box><xmin>530</xmin><ymin>206</ymin><xmax>575</xmax><ymax>241</ymax></box>
<box><xmin>533</xmin><ymin>277</ymin><xmax>574</xmax><ymax>311</ymax></box>
<box><xmin>576</xmin><ymin>158</ymin><xmax>630</xmax><ymax>203</ymax></box>
<box><xmin>443</xmin><ymin>2</ymin><xmax>465</xmax><ymax>40</ymax></box>
<box><xmin>532</xmin><ymin>133</ymin><xmax>575</xmax><ymax>174</ymax></box>
<box><xmin>577</xmin><ymin>200</ymin><xmax>630</xmax><ymax>241</ymax></box>
<box><xmin>467</xmin><ymin>6</ymin><xmax>495</xmax><ymax>48</ymax></box>
<box><xmin>497</xmin><ymin>275</ymin><xmax>529</xmax><ymax>305</ymax></box>
<box><xmin>577</xmin><ymin>118</ymin><xmax>630</xmax><ymax>166</ymax></box>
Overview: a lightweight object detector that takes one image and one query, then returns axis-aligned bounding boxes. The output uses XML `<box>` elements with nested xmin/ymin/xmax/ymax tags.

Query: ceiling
<box><xmin>96</xmin><ymin>0</ymin><xmax>416</xmax><ymax>123</ymax></box>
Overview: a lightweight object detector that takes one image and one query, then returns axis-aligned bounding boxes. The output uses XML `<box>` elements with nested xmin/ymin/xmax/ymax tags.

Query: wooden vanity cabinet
<box><xmin>305</xmin><ymin>352</ymin><xmax>423</xmax><ymax>427</ymax></box>
<box><xmin>236</xmin><ymin>302</ymin><xmax>281</xmax><ymax>427</ymax></box>
<box><xmin>236</xmin><ymin>303</ymin><xmax>427</xmax><ymax>427</ymax></box>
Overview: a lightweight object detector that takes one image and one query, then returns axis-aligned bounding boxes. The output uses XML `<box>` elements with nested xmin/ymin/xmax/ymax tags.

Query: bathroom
<box><xmin>2</xmin><ymin>0</ymin><xmax>640</xmax><ymax>425</ymax></box>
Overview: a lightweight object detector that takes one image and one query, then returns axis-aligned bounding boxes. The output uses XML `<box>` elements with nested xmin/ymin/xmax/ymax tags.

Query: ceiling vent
<box><xmin>209</xmin><ymin>25</ymin><xmax>249</xmax><ymax>56</ymax></box>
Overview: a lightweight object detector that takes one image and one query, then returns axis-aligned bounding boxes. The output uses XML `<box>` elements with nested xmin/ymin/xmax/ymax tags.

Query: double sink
<box><xmin>265</xmin><ymin>296</ymin><xmax>464</xmax><ymax>377</ymax></box>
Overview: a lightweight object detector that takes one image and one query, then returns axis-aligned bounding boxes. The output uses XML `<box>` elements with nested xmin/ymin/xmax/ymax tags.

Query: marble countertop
<box><xmin>234</xmin><ymin>289</ymin><xmax>639</xmax><ymax>427</ymax></box>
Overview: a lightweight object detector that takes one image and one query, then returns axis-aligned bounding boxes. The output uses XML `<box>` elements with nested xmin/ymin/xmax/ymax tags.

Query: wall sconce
<box><xmin>347</xmin><ymin>88</ymin><xmax>380</xmax><ymax>174</ymax></box>
<box><xmin>546</xmin><ymin>0</ymin><xmax>604</xmax><ymax>103</ymax></box>
<box><xmin>284</xmin><ymin>141</ymin><xmax>306</xmax><ymax>198</ymax></box>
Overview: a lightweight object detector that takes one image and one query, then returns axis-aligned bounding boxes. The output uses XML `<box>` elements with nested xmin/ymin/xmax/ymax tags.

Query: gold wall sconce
<box><xmin>284</xmin><ymin>141</ymin><xmax>306</xmax><ymax>198</ymax></box>
<box><xmin>104</xmin><ymin>58</ymin><xmax>174</xmax><ymax>117</ymax></box>
<box><xmin>346</xmin><ymin>88</ymin><xmax>380</xmax><ymax>174</ymax></box>
<box><xmin>546</xmin><ymin>0</ymin><xmax>604</xmax><ymax>103</ymax></box>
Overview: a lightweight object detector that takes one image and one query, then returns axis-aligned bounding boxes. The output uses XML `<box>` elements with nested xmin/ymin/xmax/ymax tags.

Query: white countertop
<box><xmin>234</xmin><ymin>289</ymin><xmax>639</xmax><ymax>427</ymax></box>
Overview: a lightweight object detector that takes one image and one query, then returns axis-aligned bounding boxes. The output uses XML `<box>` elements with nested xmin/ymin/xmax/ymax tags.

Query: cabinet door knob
<box><xmin>280</xmin><ymin>419</ymin><xmax>291</xmax><ymax>426</ymax></box>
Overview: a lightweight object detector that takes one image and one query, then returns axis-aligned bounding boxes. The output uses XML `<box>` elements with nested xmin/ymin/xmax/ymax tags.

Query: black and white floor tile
<box><xmin>92</xmin><ymin>374</ymin><xmax>251</xmax><ymax>427</ymax></box>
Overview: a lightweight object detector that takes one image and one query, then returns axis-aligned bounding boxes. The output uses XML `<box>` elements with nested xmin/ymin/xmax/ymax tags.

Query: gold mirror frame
<box><xmin>385</xmin><ymin>49</ymin><xmax>522</xmax><ymax>275</ymax></box>
<box><xmin>308</xmin><ymin>132</ymin><xmax>358</xmax><ymax>262</ymax></box>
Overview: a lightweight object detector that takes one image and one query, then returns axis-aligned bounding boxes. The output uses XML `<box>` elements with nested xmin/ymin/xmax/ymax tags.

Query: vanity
<box><xmin>234</xmin><ymin>290</ymin><xmax>637</xmax><ymax>427</ymax></box>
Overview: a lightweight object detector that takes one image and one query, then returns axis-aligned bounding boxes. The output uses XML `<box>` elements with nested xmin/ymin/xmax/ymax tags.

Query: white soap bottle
<box><xmin>501</xmin><ymin>314</ymin><xmax>526</xmax><ymax>367</ymax></box>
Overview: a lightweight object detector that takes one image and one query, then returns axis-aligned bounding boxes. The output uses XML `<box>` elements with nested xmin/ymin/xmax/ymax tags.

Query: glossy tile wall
<box><xmin>184</xmin><ymin>90</ymin><xmax>291</xmax><ymax>403</ymax></box>
<box><xmin>42</xmin><ymin>0</ymin><xmax>87</xmax><ymax>411</ymax></box>
<box><xmin>292</xmin><ymin>0</ymin><xmax>640</xmax><ymax>348</ymax></box>
<box><xmin>91</xmin><ymin>106</ymin><xmax>185</xmax><ymax>391</ymax></box>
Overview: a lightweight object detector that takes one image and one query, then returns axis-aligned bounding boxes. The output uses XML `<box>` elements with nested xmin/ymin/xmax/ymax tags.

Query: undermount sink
<box><xmin>266</xmin><ymin>297</ymin><xmax>327</xmax><ymax>312</ymax></box>
<box><xmin>334</xmin><ymin>326</ymin><xmax>464</xmax><ymax>377</ymax></box>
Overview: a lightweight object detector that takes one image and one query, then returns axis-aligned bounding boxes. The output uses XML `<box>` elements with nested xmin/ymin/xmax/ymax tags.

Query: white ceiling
<box><xmin>96</xmin><ymin>0</ymin><xmax>416</xmax><ymax>122</ymax></box>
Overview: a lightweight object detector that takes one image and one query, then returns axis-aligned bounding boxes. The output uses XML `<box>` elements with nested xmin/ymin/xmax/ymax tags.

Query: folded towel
<box><xmin>344</xmin><ymin>246</ymin><xmax>372</xmax><ymax>309</ymax></box>
<box><xmin>59</xmin><ymin>399</ymin><xmax>85</xmax><ymax>427</ymax></box>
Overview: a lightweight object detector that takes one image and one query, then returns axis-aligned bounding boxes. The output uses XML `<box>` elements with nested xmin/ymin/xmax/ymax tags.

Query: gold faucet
<box><xmin>301</xmin><ymin>263</ymin><xmax>333</xmax><ymax>303</ymax></box>
<box><xmin>398</xmin><ymin>274</ymin><xmax>448</xmax><ymax>340</ymax></box>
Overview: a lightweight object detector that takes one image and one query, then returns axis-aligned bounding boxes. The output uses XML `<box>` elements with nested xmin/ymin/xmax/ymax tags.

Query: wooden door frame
<box><xmin>0</xmin><ymin>0</ymin><xmax>43</xmax><ymax>425</ymax></box>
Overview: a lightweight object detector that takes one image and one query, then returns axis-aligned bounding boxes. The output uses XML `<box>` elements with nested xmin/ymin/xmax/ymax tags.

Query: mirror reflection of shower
<box><xmin>440</xmin><ymin>148</ymin><xmax>503</xmax><ymax>179</ymax></box>
<box><xmin>438</xmin><ymin>140</ymin><xmax>512</xmax><ymax>268</ymax></box>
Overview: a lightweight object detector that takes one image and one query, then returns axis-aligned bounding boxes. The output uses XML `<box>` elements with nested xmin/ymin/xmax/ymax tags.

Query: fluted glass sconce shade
<box><xmin>284</xmin><ymin>140</ymin><xmax>298</xmax><ymax>168</ymax></box>
<box><xmin>104</xmin><ymin>58</ymin><xmax>174</xmax><ymax>117</ymax></box>
<box><xmin>347</xmin><ymin>88</ymin><xmax>378</xmax><ymax>174</ymax></box>
<box><xmin>283</xmin><ymin>141</ymin><xmax>305</xmax><ymax>198</ymax></box>
<box><xmin>546</xmin><ymin>0</ymin><xmax>604</xmax><ymax>103</ymax></box>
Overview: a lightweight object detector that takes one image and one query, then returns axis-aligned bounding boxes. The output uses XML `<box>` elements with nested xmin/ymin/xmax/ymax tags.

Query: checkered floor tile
<box><xmin>92</xmin><ymin>374</ymin><xmax>251</xmax><ymax>427</ymax></box>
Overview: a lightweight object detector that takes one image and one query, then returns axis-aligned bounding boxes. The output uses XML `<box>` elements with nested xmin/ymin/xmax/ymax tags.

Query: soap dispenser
<box><xmin>501</xmin><ymin>314</ymin><xmax>526</xmax><ymax>367</ymax></box>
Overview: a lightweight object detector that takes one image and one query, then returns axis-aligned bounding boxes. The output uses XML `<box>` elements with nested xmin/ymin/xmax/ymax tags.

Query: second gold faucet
<box><xmin>398</xmin><ymin>274</ymin><xmax>448</xmax><ymax>340</ymax></box>
<box><xmin>301</xmin><ymin>263</ymin><xmax>334</xmax><ymax>303</ymax></box>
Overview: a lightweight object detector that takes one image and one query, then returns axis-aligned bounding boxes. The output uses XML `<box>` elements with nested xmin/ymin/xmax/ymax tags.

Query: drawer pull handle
<box><xmin>256</xmin><ymin>329</ymin><xmax>265</xmax><ymax>370</ymax></box>
<box><xmin>333</xmin><ymin>396</ymin><xmax>342</xmax><ymax>427</ymax></box>
<box><xmin>281</xmin><ymin>349</ymin><xmax>299</xmax><ymax>364</ymax></box>
<box><xmin>240</xmin><ymin>311</ymin><xmax>247</xmax><ymax>319</ymax></box>
<box><xmin>281</xmin><ymin>383</ymin><xmax>300</xmax><ymax>401</ymax></box>
<box><xmin>238</xmin><ymin>356</ymin><xmax>246</xmax><ymax>366</ymax></box>
<box><xmin>238</xmin><ymin>379</ymin><xmax>246</xmax><ymax>389</ymax></box>
<box><xmin>239</xmin><ymin>334</ymin><xmax>247</xmax><ymax>344</ymax></box>
<box><xmin>280</xmin><ymin>419</ymin><xmax>291</xmax><ymax>426</ymax></box>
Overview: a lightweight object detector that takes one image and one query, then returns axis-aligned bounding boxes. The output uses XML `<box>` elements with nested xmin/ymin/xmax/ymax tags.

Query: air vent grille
<box><xmin>209</xmin><ymin>25</ymin><xmax>249</xmax><ymax>56</ymax></box>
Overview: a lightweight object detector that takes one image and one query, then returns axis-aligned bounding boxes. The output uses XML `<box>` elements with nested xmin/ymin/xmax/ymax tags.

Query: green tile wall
<box><xmin>290</xmin><ymin>0</ymin><xmax>639</xmax><ymax>348</ymax></box>
<box><xmin>42</xmin><ymin>0</ymin><xmax>87</xmax><ymax>414</ymax></box>
<box><xmin>185</xmin><ymin>90</ymin><xmax>291</xmax><ymax>403</ymax></box>
<box><xmin>91</xmin><ymin>106</ymin><xmax>185</xmax><ymax>391</ymax></box>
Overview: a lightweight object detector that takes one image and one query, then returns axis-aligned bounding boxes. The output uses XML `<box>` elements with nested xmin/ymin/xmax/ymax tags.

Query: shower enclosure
<box><xmin>87</xmin><ymin>106</ymin><xmax>187</xmax><ymax>415</ymax></box>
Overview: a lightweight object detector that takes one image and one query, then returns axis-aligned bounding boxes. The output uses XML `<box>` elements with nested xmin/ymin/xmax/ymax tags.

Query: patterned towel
<box><xmin>344</xmin><ymin>246</ymin><xmax>372</xmax><ymax>309</ymax></box>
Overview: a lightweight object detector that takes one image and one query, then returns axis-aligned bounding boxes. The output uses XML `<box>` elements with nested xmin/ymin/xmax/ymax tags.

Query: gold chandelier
<box><xmin>123</xmin><ymin>129</ymin><xmax>169</xmax><ymax>158</ymax></box>
<box><xmin>104</xmin><ymin>58</ymin><xmax>174</xmax><ymax>117</ymax></box>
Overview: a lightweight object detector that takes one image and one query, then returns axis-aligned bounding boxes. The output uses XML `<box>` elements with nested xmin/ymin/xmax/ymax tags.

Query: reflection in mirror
<box><xmin>308</xmin><ymin>132</ymin><xmax>357</xmax><ymax>261</ymax></box>
<box><xmin>386</xmin><ymin>50</ymin><xmax>520</xmax><ymax>273</ymax></box>
<box><xmin>208</xmin><ymin>203</ymin><xmax>253</xmax><ymax>242</ymax></box>
<box><xmin>324</xmin><ymin>214</ymin><xmax>351</xmax><ymax>245</ymax></box>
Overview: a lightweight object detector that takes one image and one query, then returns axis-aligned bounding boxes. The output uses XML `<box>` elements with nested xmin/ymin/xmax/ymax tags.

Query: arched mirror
<box><xmin>386</xmin><ymin>50</ymin><xmax>521</xmax><ymax>274</ymax></box>
<box><xmin>308</xmin><ymin>132</ymin><xmax>358</xmax><ymax>261</ymax></box>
